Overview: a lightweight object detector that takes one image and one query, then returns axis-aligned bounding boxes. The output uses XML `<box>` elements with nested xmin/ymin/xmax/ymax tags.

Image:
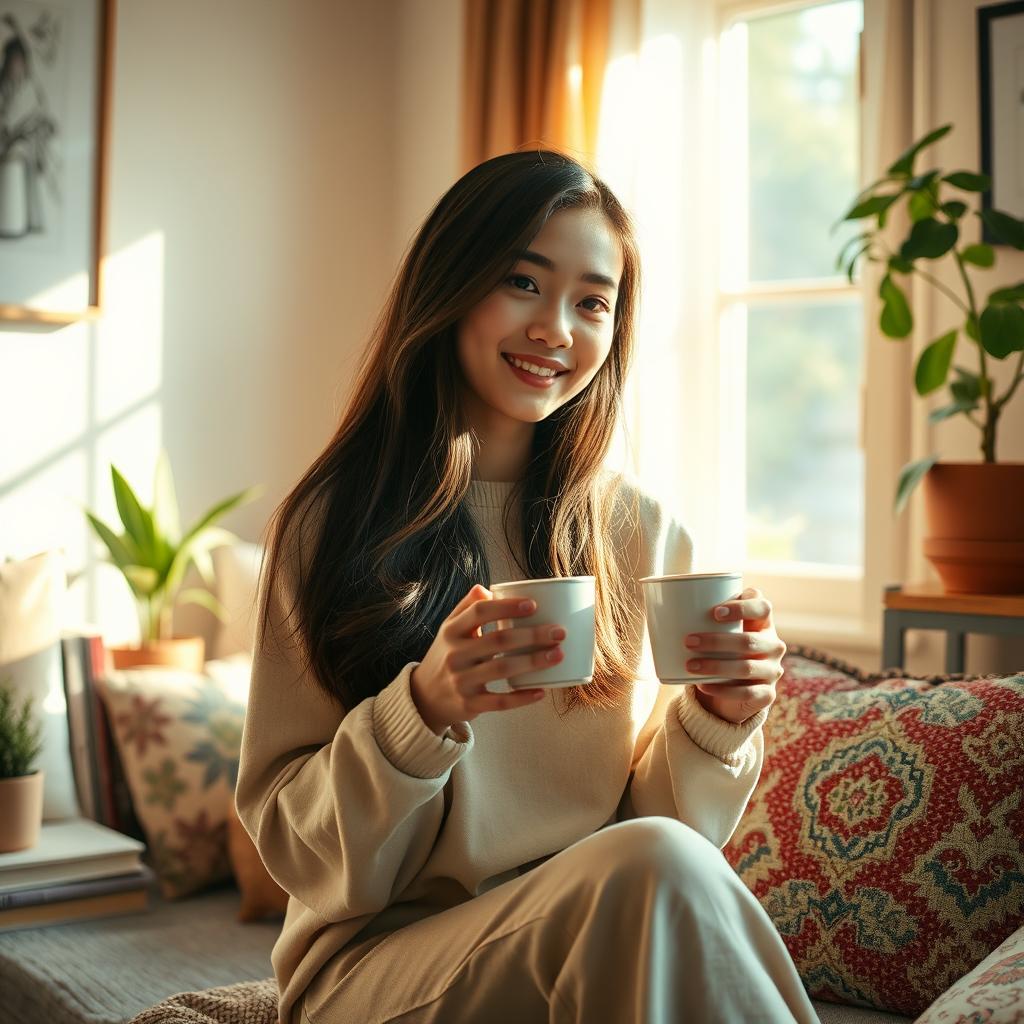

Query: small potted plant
<box><xmin>83</xmin><ymin>450</ymin><xmax>261</xmax><ymax>671</ymax></box>
<box><xmin>0</xmin><ymin>685</ymin><xmax>44</xmax><ymax>853</ymax></box>
<box><xmin>838</xmin><ymin>123</ymin><xmax>1024</xmax><ymax>593</ymax></box>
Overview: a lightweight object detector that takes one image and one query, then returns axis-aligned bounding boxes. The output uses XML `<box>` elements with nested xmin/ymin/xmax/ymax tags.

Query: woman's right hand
<box><xmin>409</xmin><ymin>584</ymin><xmax>566</xmax><ymax>735</ymax></box>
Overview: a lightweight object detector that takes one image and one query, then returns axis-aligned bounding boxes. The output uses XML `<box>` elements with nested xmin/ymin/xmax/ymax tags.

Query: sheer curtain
<box><xmin>593</xmin><ymin>0</ymin><xmax>723</xmax><ymax>569</ymax></box>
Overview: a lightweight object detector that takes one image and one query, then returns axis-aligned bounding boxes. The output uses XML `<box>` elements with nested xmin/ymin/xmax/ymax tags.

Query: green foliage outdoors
<box><xmin>837</xmin><ymin>124</ymin><xmax>1024</xmax><ymax>514</ymax></box>
<box><xmin>81</xmin><ymin>450</ymin><xmax>262</xmax><ymax>644</ymax></box>
<box><xmin>0</xmin><ymin>685</ymin><xmax>43</xmax><ymax>779</ymax></box>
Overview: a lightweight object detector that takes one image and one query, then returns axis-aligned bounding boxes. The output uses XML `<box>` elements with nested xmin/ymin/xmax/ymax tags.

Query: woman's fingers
<box><xmin>459</xmin><ymin>644</ymin><xmax>564</xmax><ymax>693</ymax></box>
<box><xmin>456</xmin><ymin>623</ymin><xmax>565</xmax><ymax>663</ymax></box>
<box><xmin>448</xmin><ymin>594</ymin><xmax>536</xmax><ymax>640</ymax></box>
<box><xmin>685</xmin><ymin>631</ymin><xmax>777</xmax><ymax>656</ymax></box>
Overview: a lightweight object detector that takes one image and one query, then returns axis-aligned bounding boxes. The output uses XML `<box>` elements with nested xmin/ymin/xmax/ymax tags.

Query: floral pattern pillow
<box><xmin>99</xmin><ymin>657</ymin><xmax>251</xmax><ymax>899</ymax></box>
<box><xmin>916</xmin><ymin>924</ymin><xmax>1024</xmax><ymax>1023</ymax></box>
<box><xmin>724</xmin><ymin>655</ymin><xmax>1024</xmax><ymax>1019</ymax></box>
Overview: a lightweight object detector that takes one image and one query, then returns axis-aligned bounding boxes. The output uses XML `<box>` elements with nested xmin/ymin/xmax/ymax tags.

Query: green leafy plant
<box><xmin>0</xmin><ymin>685</ymin><xmax>43</xmax><ymax>779</ymax></box>
<box><xmin>82</xmin><ymin>450</ymin><xmax>262</xmax><ymax>644</ymax></box>
<box><xmin>837</xmin><ymin>123</ymin><xmax>1024</xmax><ymax>514</ymax></box>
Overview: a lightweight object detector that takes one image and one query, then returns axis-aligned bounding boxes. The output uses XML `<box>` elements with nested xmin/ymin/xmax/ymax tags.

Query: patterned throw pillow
<box><xmin>915</xmin><ymin>923</ymin><xmax>1024</xmax><ymax>1023</ymax></box>
<box><xmin>724</xmin><ymin>654</ymin><xmax>1024</xmax><ymax>1019</ymax></box>
<box><xmin>98</xmin><ymin>657</ymin><xmax>251</xmax><ymax>899</ymax></box>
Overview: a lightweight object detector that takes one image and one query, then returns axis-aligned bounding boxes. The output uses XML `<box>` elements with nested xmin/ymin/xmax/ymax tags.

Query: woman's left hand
<box><xmin>685</xmin><ymin>587</ymin><xmax>785</xmax><ymax>724</ymax></box>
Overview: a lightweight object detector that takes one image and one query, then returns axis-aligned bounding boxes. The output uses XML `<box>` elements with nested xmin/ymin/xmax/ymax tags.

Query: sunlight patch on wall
<box><xmin>95</xmin><ymin>230</ymin><xmax>165</xmax><ymax>425</ymax></box>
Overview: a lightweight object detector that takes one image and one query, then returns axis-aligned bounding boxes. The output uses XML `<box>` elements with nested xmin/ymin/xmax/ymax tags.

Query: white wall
<box><xmin>1</xmin><ymin>0</ymin><xmax>404</xmax><ymax>643</ymax></box>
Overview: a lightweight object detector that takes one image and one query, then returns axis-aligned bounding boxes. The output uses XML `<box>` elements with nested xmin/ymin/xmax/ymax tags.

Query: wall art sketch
<box><xmin>0</xmin><ymin>0</ymin><xmax>112</xmax><ymax>322</ymax></box>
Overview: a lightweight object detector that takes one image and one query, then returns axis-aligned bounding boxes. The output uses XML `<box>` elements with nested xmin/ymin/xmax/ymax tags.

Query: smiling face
<box><xmin>455</xmin><ymin>207</ymin><xmax>624</xmax><ymax>455</ymax></box>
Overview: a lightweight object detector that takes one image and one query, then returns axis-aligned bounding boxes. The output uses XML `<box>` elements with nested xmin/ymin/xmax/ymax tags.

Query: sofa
<box><xmin>0</xmin><ymin>545</ymin><xmax>1021</xmax><ymax>1024</ymax></box>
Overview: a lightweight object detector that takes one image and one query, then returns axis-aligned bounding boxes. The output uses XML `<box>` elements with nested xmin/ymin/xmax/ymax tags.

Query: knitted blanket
<box><xmin>127</xmin><ymin>979</ymin><xmax>279</xmax><ymax>1024</ymax></box>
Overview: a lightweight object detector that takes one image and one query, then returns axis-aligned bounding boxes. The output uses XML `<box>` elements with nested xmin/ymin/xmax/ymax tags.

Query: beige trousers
<box><xmin>300</xmin><ymin>817</ymin><xmax>820</xmax><ymax>1024</ymax></box>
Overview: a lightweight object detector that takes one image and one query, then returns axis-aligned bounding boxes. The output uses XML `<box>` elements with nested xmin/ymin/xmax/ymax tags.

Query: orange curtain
<box><xmin>462</xmin><ymin>0</ymin><xmax>616</xmax><ymax>172</ymax></box>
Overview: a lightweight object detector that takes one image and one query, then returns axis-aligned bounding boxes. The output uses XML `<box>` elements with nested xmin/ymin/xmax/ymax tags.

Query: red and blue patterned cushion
<box><xmin>724</xmin><ymin>654</ymin><xmax>1024</xmax><ymax>1019</ymax></box>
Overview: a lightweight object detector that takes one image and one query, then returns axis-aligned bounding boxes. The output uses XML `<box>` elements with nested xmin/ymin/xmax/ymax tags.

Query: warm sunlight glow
<box><xmin>28</xmin><ymin>272</ymin><xmax>91</xmax><ymax>312</ymax></box>
<box><xmin>596</xmin><ymin>34</ymin><xmax>686</xmax><ymax>498</ymax></box>
<box><xmin>95</xmin><ymin>231</ymin><xmax>166</xmax><ymax>425</ymax></box>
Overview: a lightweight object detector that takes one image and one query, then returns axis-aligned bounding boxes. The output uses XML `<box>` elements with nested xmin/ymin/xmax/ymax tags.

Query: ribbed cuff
<box><xmin>372</xmin><ymin>663</ymin><xmax>473</xmax><ymax>779</ymax></box>
<box><xmin>674</xmin><ymin>687</ymin><xmax>768</xmax><ymax>768</ymax></box>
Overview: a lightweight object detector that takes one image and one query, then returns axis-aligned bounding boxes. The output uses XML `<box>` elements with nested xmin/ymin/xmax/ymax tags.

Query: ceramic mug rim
<box><xmin>638</xmin><ymin>571</ymin><xmax>741</xmax><ymax>585</ymax></box>
<box><xmin>491</xmin><ymin>576</ymin><xmax>595</xmax><ymax>588</ymax></box>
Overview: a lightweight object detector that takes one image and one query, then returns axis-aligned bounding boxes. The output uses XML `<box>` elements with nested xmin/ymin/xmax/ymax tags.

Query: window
<box><xmin>717</xmin><ymin>0</ymin><xmax>870</xmax><ymax>635</ymax></box>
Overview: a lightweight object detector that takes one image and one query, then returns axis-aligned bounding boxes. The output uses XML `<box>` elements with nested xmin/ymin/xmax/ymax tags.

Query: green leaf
<box><xmin>888</xmin><ymin>256</ymin><xmax>914</xmax><ymax>274</ymax></box>
<box><xmin>943</xmin><ymin>171</ymin><xmax>991</xmax><ymax>192</ymax></box>
<box><xmin>989</xmin><ymin>282</ymin><xmax>1024</xmax><ymax>303</ymax></box>
<box><xmin>844</xmin><ymin>240</ymin><xmax>872</xmax><ymax>282</ymax></box>
<box><xmin>900</xmin><ymin>217</ymin><xmax>959</xmax><ymax>260</ymax></box>
<box><xmin>979</xmin><ymin>303</ymin><xmax>1024</xmax><ymax>358</ymax></box>
<box><xmin>83</xmin><ymin>510</ymin><xmax>139</xmax><ymax>571</ymax></box>
<box><xmin>929</xmin><ymin>400</ymin><xmax>977</xmax><ymax>424</ymax></box>
<box><xmin>894</xmin><ymin>454</ymin><xmax>941</xmax><ymax>516</ymax></box>
<box><xmin>908</xmin><ymin>170</ymin><xmax>939</xmax><ymax>191</ymax></box>
<box><xmin>887</xmin><ymin>125</ymin><xmax>952</xmax><ymax>176</ymax></box>
<box><xmin>914</xmin><ymin>330</ymin><xmax>957</xmax><ymax>395</ymax></box>
<box><xmin>981</xmin><ymin>208</ymin><xmax>1024</xmax><ymax>249</ymax></box>
<box><xmin>180</xmin><ymin>486</ymin><xmax>262</xmax><ymax>550</ymax></box>
<box><xmin>836</xmin><ymin>231</ymin><xmax>872</xmax><ymax>271</ymax></box>
<box><xmin>961</xmin><ymin>243</ymin><xmax>995</xmax><ymax>267</ymax></box>
<box><xmin>950</xmin><ymin>365</ymin><xmax>982</xmax><ymax>402</ymax></box>
<box><xmin>840</xmin><ymin>193</ymin><xmax>901</xmax><ymax>223</ymax></box>
<box><xmin>879</xmin><ymin>274</ymin><xmax>913</xmax><ymax>337</ymax></box>
<box><xmin>941</xmin><ymin>200</ymin><xmax>968</xmax><ymax>219</ymax></box>
<box><xmin>965</xmin><ymin>314</ymin><xmax>981</xmax><ymax>342</ymax></box>
<box><xmin>110</xmin><ymin>466</ymin><xmax>156</xmax><ymax>564</ymax></box>
<box><xmin>176</xmin><ymin>588</ymin><xmax>229</xmax><ymax>623</ymax></box>
<box><xmin>908</xmin><ymin>191</ymin><xmax>935</xmax><ymax>223</ymax></box>
<box><xmin>160</xmin><ymin>526</ymin><xmax>239</xmax><ymax>607</ymax></box>
<box><xmin>122</xmin><ymin>565</ymin><xmax>160</xmax><ymax>597</ymax></box>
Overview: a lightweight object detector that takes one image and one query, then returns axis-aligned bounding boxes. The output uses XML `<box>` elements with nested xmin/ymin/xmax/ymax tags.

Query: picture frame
<box><xmin>0</xmin><ymin>0</ymin><xmax>115</xmax><ymax>324</ymax></box>
<box><xmin>978</xmin><ymin>0</ymin><xmax>1024</xmax><ymax>244</ymax></box>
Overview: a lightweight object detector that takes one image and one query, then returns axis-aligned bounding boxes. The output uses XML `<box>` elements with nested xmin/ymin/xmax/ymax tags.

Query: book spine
<box><xmin>0</xmin><ymin>865</ymin><xmax>155</xmax><ymax>910</ymax></box>
<box><xmin>82</xmin><ymin>634</ymin><xmax>119</xmax><ymax>829</ymax></box>
<box><xmin>60</xmin><ymin>635</ymin><xmax>98</xmax><ymax>821</ymax></box>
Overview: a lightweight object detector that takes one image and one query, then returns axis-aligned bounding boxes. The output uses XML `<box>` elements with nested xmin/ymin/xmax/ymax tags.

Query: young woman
<box><xmin>236</xmin><ymin>150</ymin><xmax>819</xmax><ymax>1024</ymax></box>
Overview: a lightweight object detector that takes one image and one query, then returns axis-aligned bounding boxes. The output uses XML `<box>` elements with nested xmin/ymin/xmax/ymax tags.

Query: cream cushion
<box><xmin>0</xmin><ymin>550</ymin><xmax>80</xmax><ymax>819</ymax></box>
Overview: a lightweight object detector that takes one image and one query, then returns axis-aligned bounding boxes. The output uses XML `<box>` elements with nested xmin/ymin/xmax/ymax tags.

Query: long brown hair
<box><xmin>257</xmin><ymin>149</ymin><xmax>643</xmax><ymax>714</ymax></box>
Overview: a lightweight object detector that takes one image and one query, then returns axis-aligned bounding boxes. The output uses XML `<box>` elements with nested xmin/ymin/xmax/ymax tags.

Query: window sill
<box><xmin>773</xmin><ymin>611</ymin><xmax>881</xmax><ymax>653</ymax></box>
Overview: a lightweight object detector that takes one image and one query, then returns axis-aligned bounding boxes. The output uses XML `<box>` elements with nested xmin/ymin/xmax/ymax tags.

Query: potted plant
<box><xmin>0</xmin><ymin>685</ymin><xmax>44</xmax><ymax>853</ymax></box>
<box><xmin>838</xmin><ymin>123</ymin><xmax>1024</xmax><ymax>594</ymax></box>
<box><xmin>83</xmin><ymin>450</ymin><xmax>261</xmax><ymax>671</ymax></box>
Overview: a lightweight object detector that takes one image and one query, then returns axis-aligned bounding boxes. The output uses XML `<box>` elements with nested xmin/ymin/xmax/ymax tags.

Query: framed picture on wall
<box><xmin>0</xmin><ymin>0</ymin><xmax>114</xmax><ymax>324</ymax></box>
<box><xmin>979</xmin><ymin>0</ymin><xmax>1024</xmax><ymax>244</ymax></box>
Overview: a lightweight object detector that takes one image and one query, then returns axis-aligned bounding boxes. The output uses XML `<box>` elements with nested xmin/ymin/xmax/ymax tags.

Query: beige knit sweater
<box><xmin>235</xmin><ymin>476</ymin><xmax>769</xmax><ymax>1023</ymax></box>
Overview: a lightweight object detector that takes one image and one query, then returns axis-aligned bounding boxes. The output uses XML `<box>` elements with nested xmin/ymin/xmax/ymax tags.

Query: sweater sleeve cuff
<box><xmin>372</xmin><ymin>663</ymin><xmax>473</xmax><ymax>779</ymax></box>
<box><xmin>674</xmin><ymin>686</ymin><xmax>768</xmax><ymax>768</ymax></box>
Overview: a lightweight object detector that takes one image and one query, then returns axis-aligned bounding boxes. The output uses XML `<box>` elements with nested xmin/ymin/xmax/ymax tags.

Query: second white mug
<box><xmin>639</xmin><ymin>571</ymin><xmax>743</xmax><ymax>684</ymax></box>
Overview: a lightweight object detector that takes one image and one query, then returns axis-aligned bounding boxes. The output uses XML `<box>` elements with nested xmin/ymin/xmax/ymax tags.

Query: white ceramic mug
<box><xmin>483</xmin><ymin>576</ymin><xmax>596</xmax><ymax>692</ymax></box>
<box><xmin>639</xmin><ymin>572</ymin><xmax>743</xmax><ymax>684</ymax></box>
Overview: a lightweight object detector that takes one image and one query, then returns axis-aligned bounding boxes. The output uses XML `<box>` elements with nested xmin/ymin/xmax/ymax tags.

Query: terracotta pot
<box><xmin>922</xmin><ymin>462</ymin><xmax>1024</xmax><ymax>594</ymax></box>
<box><xmin>0</xmin><ymin>771</ymin><xmax>45</xmax><ymax>853</ymax></box>
<box><xmin>108</xmin><ymin>635</ymin><xmax>206</xmax><ymax>672</ymax></box>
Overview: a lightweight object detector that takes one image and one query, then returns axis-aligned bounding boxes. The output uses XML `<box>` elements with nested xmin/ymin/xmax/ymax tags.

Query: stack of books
<box><xmin>60</xmin><ymin>629</ymin><xmax>141</xmax><ymax>836</ymax></box>
<box><xmin>0</xmin><ymin>818</ymin><xmax>153</xmax><ymax>932</ymax></box>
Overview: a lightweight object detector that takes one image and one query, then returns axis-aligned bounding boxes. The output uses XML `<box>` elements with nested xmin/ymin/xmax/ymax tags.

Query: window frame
<box><xmin>712</xmin><ymin>0</ymin><xmax>904</xmax><ymax>650</ymax></box>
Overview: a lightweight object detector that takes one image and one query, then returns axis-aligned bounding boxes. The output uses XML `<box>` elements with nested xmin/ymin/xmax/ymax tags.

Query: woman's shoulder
<box><xmin>597</xmin><ymin>467</ymin><xmax>684</xmax><ymax>534</ymax></box>
<box><xmin>596</xmin><ymin>468</ymin><xmax>693</xmax><ymax>571</ymax></box>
